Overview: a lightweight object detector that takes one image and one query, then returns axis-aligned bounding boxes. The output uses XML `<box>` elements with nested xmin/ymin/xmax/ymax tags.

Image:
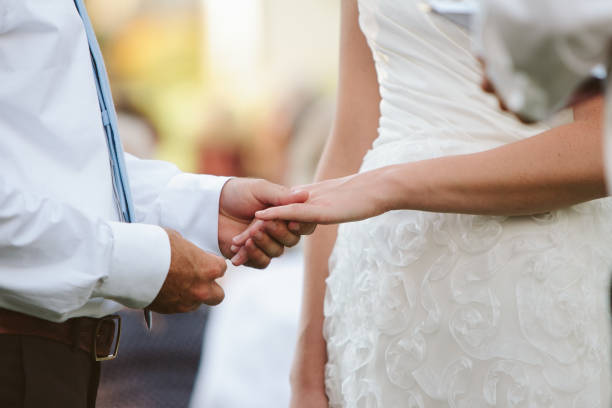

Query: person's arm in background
<box><xmin>476</xmin><ymin>0</ymin><xmax>612</xmax><ymax>192</ymax></box>
<box><xmin>125</xmin><ymin>154</ymin><xmax>311</xmax><ymax>269</ymax></box>
<box><xmin>476</xmin><ymin>0</ymin><xmax>612</xmax><ymax>123</ymax></box>
<box><xmin>288</xmin><ymin>0</ymin><xmax>381</xmax><ymax>405</ymax></box>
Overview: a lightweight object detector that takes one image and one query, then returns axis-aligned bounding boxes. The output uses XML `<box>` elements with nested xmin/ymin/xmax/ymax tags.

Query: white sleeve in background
<box><xmin>0</xmin><ymin>176</ymin><xmax>171</xmax><ymax>322</ymax></box>
<box><xmin>124</xmin><ymin>153</ymin><xmax>231</xmax><ymax>256</ymax></box>
<box><xmin>475</xmin><ymin>0</ymin><xmax>612</xmax><ymax>121</ymax></box>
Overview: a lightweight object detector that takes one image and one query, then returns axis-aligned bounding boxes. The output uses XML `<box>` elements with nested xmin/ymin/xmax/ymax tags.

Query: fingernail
<box><xmin>255</xmin><ymin>210</ymin><xmax>266</xmax><ymax>218</ymax></box>
<box><xmin>292</xmin><ymin>189</ymin><xmax>309</xmax><ymax>199</ymax></box>
<box><xmin>232</xmin><ymin>236</ymin><xmax>241</xmax><ymax>244</ymax></box>
<box><xmin>230</xmin><ymin>253</ymin><xmax>241</xmax><ymax>265</ymax></box>
<box><xmin>230</xmin><ymin>245</ymin><xmax>238</xmax><ymax>253</ymax></box>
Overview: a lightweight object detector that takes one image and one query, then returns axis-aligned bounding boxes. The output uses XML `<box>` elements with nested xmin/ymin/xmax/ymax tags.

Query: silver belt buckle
<box><xmin>93</xmin><ymin>314</ymin><xmax>121</xmax><ymax>362</ymax></box>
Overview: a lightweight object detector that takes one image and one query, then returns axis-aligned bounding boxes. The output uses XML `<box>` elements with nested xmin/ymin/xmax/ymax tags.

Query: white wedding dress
<box><xmin>323</xmin><ymin>1</ymin><xmax>612</xmax><ymax>407</ymax></box>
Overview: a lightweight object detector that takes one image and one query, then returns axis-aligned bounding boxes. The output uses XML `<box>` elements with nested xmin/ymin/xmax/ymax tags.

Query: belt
<box><xmin>0</xmin><ymin>308</ymin><xmax>121</xmax><ymax>361</ymax></box>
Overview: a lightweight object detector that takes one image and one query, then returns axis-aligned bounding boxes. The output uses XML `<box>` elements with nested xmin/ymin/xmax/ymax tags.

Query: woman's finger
<box><xmin>232</xmin><ymin>220</ymin><xmax>264</xmax><ymax>246</ymax></box>
<box><xmin>230</xmin><ymin>246</ymin><xmax>249</xmax><ymax>266</ymax></box>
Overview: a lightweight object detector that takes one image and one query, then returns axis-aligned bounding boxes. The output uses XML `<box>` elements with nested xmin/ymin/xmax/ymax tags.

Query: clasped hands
<box><xmin>148</xmin><ymin>177</ymin><xmax>317</xmax><ymax>314</ymax></box>
<box><xmin>149</xmin><ymin>173</ymin><xmax>382</xmax><ymax>314</ymax></box>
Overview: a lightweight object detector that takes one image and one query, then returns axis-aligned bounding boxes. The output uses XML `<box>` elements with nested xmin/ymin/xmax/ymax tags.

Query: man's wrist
<box><xmin>218</xmin><ymin>177</ymin><xmax>237</xmax><ymax>216</ymax></box>
<box><xmin>159</xmin><ymin>173</ymin><xmax>231</xmax><ymax>255</ymax></box>
<box><xmin>217</xmin><ymin>177</ymin><xmax>238</xmax><ymax>256</ymax></box>
<box><xmin>94</xmin><ymin>222</ymin><xmax>171</xmax><ymax>309</ymax></box>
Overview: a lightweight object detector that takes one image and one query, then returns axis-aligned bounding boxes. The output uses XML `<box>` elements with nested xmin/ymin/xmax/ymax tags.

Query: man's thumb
<box><xmin>257</xmin><ymin>182</ymin><xmax>309</xmax><ymax>206</ymax></box>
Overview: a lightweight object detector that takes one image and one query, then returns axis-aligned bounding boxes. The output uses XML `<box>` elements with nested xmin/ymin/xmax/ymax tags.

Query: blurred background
<box><xmin>87</xmin><ymin>0</ymin><xmax>339</xmax><ymax>407</ymax></box>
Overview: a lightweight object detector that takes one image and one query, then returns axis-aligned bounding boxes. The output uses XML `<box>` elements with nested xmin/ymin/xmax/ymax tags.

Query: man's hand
<box><xmin>148</xmin><ymin>228</ymin><xmax>227</xmax><ymax>313</ymax></box>
<box><xmin>218</xmin><ymin>178</ymin><xmax>316</xmax><ymax>268</ymax></box>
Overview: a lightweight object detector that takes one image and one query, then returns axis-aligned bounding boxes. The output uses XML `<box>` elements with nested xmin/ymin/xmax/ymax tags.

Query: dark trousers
<box><xmin>97</xmin><ymin>308</ymin><xmax>209</xmax><ymax>407</ymax></box>
<box><xmin>0</xmin><ymin>334</ymin><xmax>100</xmax><ymax>408</ymax></box>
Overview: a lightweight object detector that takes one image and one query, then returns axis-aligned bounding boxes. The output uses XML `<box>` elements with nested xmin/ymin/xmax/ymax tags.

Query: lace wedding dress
<box><xmin>323</xmin><ymin>1</ymin><xmax>612</xmax><ymax>407</ymax></box>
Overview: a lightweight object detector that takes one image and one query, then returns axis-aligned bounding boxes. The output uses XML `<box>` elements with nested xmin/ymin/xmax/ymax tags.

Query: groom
<box><xmin>0</xmin><ymin>1</ymin><xmax>313</xmax><ymax>407</ymax></box>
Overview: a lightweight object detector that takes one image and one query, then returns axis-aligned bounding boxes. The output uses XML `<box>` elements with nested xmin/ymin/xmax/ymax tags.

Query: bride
<box><xmin>245</xmin><ymin>0</ymin><xmax>612</xmax><ymax>406</ymax></box>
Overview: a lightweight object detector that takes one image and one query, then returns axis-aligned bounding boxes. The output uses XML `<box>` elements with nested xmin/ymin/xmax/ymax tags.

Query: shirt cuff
<box><xmin>95</xmin><ymin>222</ymin><xmax>171</xmax><ymax>309</ymax></box>
<box><xmin>158</xmin><ymin>174</ymin><xmax>231</xmax><ymax>255</ymax></box>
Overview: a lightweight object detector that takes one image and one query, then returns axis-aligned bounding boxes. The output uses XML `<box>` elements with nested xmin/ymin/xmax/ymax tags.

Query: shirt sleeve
<box><xmin>124</xmin><ymin>153</ymin><xmax>231</xmax><ymax>256</ymax></box>
<box><xmin>475</xmin><ymin>0</ymin><xmax>612</xmax><ymax>121</ymax></box>
<box><xmin>0</xmin><ymin>176</ymin><xmax>171</xmax><ymax>322</ymax></box>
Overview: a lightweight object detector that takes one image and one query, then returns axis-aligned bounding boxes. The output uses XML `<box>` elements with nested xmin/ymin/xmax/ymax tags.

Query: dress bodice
<box><xmin>357</xmin><ymin>0</ymin><xmax>570</xmax><ymax>160</ymax></box>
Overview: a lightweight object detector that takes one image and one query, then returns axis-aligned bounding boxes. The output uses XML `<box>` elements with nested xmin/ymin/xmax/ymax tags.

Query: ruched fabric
<box><xmin>323</xmin><ymin>1</ymin><xmax>612</xmax><ymax>407</ymax></box>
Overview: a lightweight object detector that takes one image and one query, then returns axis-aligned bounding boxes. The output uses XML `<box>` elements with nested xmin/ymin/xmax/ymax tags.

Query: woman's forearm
<box><xmin>384</xmin><ymin>110</ymin><xmax>606</xmax><ymax>216</ymax></box>
<box><xmin>258</xmin><ymin>98</ymin><xmax>607</xmax><ymax>225</ymax></box>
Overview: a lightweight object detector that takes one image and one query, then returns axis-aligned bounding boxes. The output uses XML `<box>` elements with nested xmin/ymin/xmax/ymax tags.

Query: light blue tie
<box><xmin>73</xmin><ymin>0</ymin><xmax>152</xmax><ymax>329</ymax></box>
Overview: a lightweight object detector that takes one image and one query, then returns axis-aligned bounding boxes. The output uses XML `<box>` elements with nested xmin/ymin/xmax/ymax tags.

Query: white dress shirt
<box><xmin>0</xmin><ymin>0</ymin><xmax>228</xmax><ymax>322</ymax></box>
<box><xmin>476</xmin><ymin>0</ymin><xmax>612</xmax><ymax>188</ymax></box>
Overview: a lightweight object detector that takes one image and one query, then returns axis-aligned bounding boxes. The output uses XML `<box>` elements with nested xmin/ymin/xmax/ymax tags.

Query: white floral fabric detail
<box><xmin>323</xmin><ymin>1</ymin><xmax>612</xmax><ymax>407</ymax></box>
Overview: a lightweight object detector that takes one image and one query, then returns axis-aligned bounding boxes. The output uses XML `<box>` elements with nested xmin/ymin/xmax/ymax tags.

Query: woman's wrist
<box><xmin>290</xmin><ymin>333</ymin><xmax>327</xmax><ymax>390</ymax></box>
<box><xmin>290</xmin><ymin>360</ymin><xmax>326</xmax><ymax>390</ymax></box>
<box><xmin>376</xmin><ymin>163</ymin><xmax>419</xmax><ymax>213</ymax></box>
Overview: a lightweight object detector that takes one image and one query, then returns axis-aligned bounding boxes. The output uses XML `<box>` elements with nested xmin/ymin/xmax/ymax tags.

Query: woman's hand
<box><xmin>254</xmin><ymin>168</ymin><xmax>392</xmax><ymax>225</ymax></box>
<box><xmin>218</xmin><ymin>178</ymin><xmax>314</xmax><ymax>267</ymax></box>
